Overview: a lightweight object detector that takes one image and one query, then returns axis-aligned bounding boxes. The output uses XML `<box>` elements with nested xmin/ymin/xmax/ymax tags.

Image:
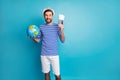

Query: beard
<box><xmin>45</xmin><ymin>18</ymin><xmax>52</xmax><ymax>24</ymax></box>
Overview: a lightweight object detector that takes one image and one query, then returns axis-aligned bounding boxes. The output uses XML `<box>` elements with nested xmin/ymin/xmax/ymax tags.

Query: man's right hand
<box><xmin>28</xmin><ymin>36</ymin><xmax>40</xmax><ymax>43</ymax></box>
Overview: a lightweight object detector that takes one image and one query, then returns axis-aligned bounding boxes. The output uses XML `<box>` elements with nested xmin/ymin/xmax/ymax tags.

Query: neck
<box><xmin>46</xmin><ymin>22</ymin><xmax>53</xmax><ymax>25</ymax></box>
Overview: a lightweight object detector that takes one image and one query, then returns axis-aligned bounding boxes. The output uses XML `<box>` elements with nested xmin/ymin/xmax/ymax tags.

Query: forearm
<box><xmin>58</xmin><ymin>23</ymin><xmax>65</xmax><ymax>42</ymax></box>
<box><xmin>60</xmin><ymin>31</ymin><xmax>65</xmax><ymax>42</ymax></box>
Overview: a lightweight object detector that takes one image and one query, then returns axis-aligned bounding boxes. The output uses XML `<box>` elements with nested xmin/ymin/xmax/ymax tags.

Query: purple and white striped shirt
<box><xmin>38</xmin><ymin>23</ymin><xmax>64</xmax><ymax>56</ymax></box>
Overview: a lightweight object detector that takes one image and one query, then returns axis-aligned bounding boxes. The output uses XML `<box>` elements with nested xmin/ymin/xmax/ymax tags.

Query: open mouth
<box><xmin>46</xmin><ymin>19</ymin><xmax>51</xmax><ymax>22</ymax></box>
<box><xmin>47</xmin><ymin>19</ymin><xmax>51</xmax><ymax>21</ymax></box>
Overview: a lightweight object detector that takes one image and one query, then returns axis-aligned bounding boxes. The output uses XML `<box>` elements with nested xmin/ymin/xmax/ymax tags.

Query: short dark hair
<box><xmin>43</xmin><ymin>9</ymin><xmax>54</xmax><ymax>16</ymax></box>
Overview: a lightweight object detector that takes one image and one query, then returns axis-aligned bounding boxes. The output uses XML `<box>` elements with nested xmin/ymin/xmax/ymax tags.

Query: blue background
<box><xmin>0</xmin><ymin>0</ymin><xmax>120</xmax><ymax>80</ymax></box>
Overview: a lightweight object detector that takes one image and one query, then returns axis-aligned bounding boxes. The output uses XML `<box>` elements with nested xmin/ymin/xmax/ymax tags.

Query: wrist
<box><xmin>60</xmin><ymin>29</ymin><xmax>63</xmax><ymax>31</ymax></box>
<box><xmin>60</xmin><ymin>30</ymin><xmax>64</xmax><ymax>34</ymax></box>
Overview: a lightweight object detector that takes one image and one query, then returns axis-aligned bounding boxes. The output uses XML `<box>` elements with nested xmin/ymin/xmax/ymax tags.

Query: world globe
<box><xmin>27</xmin><ymin>25</ymin><xmax>40</xmax><ymax>38</ymax></box>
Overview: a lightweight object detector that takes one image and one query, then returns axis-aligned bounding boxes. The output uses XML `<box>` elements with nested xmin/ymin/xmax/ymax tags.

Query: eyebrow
<box><xmin>45</xmin><ymin>14</ymin><xmax>52</xmax><ymax>15</ymax></box>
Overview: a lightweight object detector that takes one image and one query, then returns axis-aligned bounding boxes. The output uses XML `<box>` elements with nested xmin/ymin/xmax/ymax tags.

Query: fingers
<box><xmin>58</xmin><ymin>23</ymin><xmax>63</xmax><ymax>27</ymax></box>
<box><xmin>58</xmin><ymin>24</ymin><xmax>64</xmax><ymax>28</ymax></box>
<box><xmin>28</xmin><ymin>36</ymin><xmax>35</xmax><ymax>40</ymax></box>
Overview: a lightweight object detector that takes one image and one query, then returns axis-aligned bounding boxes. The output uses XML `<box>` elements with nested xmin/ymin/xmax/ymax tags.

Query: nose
<box><xmin>47</xmin><ymin>16</ymin><xmax>51</xmax><ymax>19</ymax></box>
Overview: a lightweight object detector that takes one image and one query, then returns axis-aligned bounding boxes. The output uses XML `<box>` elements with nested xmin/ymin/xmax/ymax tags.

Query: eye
<box><xmin>49</xmin><ymin>14</ymin><xmax>52</xmax><ymax>16</ymax></box>
<box><xmin>45</xmin><ymin>14</ymin><xmax>47</xmax><ymax>16</ymax></box>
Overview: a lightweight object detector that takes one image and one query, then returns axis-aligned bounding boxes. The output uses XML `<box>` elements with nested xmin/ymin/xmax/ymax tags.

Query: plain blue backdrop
<box><xmin>0</xmin><ymin>0</ymin><xmax>120</xmax><ymax>80</ymax></box>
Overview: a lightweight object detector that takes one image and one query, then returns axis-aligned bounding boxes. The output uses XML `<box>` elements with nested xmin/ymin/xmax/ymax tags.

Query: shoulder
<box><xmin>52</xmin><ymin>23</ymin><xmax>59</xmax><ymax>30</ymax></box>
<box><xmin>52</xmin><ymin>23</ymin><xmax>58</xmax><ymax>27</ymax></box>
<box><xmin>39</xmin><ymin>24</ymin><xmax>46</xmax><ymax>27</ymax></box>
<box><xmin>39</xmin><ymin>24</ymin><xmax>46</xmax><ymax>29</ymax></box>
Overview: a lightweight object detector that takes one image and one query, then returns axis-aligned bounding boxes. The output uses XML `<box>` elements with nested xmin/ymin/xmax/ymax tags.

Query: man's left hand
<box><xmin>58</xmin><ymin>24</ymin><xmax>64</xmax><ymax>32</ymax></box>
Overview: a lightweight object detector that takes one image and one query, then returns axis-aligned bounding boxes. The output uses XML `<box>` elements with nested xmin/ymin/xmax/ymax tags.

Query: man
<box><xmin>31</xmin><ymin>8</ymin><xmax>65</xmax><ymax>80</ymax></box>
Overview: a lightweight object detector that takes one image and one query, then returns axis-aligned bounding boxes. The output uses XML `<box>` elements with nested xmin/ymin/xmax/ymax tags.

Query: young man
<box><xmin>31</xmin><ymin>8</ymin><xmax>65</xmax><ymax>80</ymax></box>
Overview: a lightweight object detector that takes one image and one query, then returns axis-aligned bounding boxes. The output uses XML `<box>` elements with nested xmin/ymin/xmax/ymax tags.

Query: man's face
<box><xmin>44</xmin><ymin>11</ymin><xmax>53</xmax><ymax>24</ymax></box>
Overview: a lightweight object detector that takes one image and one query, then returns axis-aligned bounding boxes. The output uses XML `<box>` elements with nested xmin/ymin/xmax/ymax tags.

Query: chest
<box><xmin>41</xmin><ymin>27</ymin><xmax>58</xmax><ymax>37</ymax></box>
